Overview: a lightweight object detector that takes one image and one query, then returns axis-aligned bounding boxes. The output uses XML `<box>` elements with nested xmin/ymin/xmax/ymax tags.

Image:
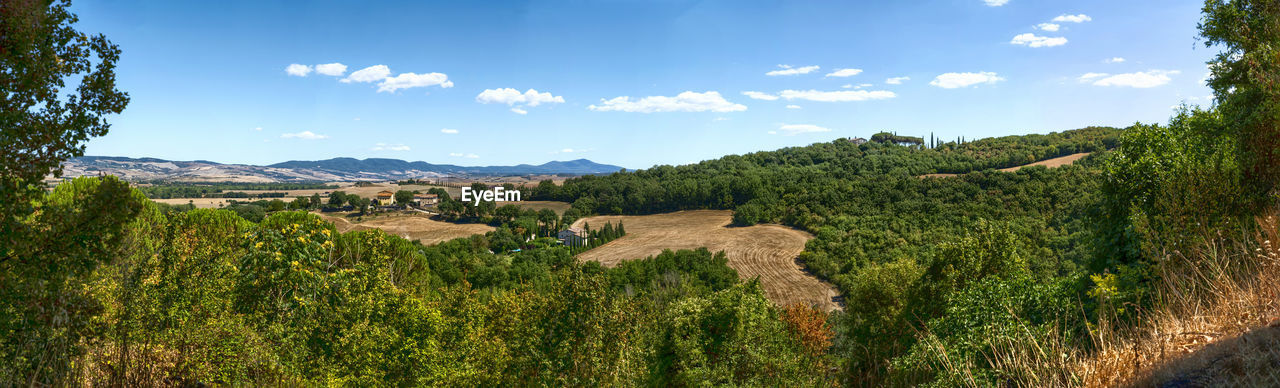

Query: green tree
<box><xmin>1</xmin><ymin>0</ymin><xmax>130</xmax><ymax>257</ymax></box>
<box><xmin>329</xmin><ymin>190</ymin><xmax>348</xmax><ymax>207</ymax></box>
<box><xmin>1199</xmin><ymin>0</ymin><xmax>1280</xmax><ymax>202</ymax></box>
<box><xmin>310</xmin><ymin>193</ymin><xmax>322</xmax><ymax>209</ymax></box>
<box><xmin>395</xmin><ymin>190</ymin><xmax>413</xmax><ymax>207</ymax></box>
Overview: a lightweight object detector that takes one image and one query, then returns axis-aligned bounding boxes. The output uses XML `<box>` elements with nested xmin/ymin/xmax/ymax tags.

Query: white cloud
<box><xmin>280</xmin><ymin>131</ymin><xmax>328</xmax><ymax>140</ymax></box>
<box><xmin>858</xmin><ymin>83</ymin><xmax>873</xmax><ymax>88</ymax></box>
<box><xmin>511</xmin><ymin>108</ymin><xmax>528</xmax><ymax>115</ymax></box>
<box><xmin>371</xmin><ymin>143</ymin><xmax>410</xmax><ymax>151</ymax></box>
<box><xmin>449</xmin><ymin>152</ymin><xmax>463</xmax><ymax>157</ymax></box>
<box><xmin>286</xmin><ymin>64</ymin><xmax>313</xmax><ymax>77</ymax></box>
<box><xmin>885</xmin><ymin>76</ymin><xmax>911</xmax><ymax>85</ymax></box>
<box><xmin>449</xmin><ymin>152</ymin><xmax>478</xmax><ymax>158</ymax></box>
<box><xmin>441</xmin><ymin>128</ymin><xmax>459</xmax><ymax>134</ymax></box>
<box><xmin>1088</xmin><ymin>70</ymin><xmax>1179</xmax><ymax>88</ymax></box>
<box><xmin>786</xmin><ymin>105</ymin><xmax>802</xmax><ymax>109</ymax></box>
<box><xmin>1105</xmin><ymin>57</ymin><xmax>1126</xmax><ymax>63</ymax></box>
<box><xmin>741</xmin><ymin>91</ymin><xmax>779</xmax><ymax>100</ymax></box>
<box><xmin>342</xmin><ymin>65</ymin><xmax>391</xmax><ymax>83</ymax></box>
<box><xmin>777</xmin><ymin>89</ymin><xmax>896</xmax><ymax>102</ymax></box>
<box><xmin>476</xmin><ymin>88</ymin><xmax>565</xmax><ymax>108</ymax></box>
<box><xmin>377</xmin><ymin>72</ymin><xmax>453</xmax><ymax>92</ymax></box>
<box><xmin>1036</xmin><ymin>23</ymin><xmax>1061</xmax><ymax>32</ymax></box>
<box><xmin>776</xmin><ymin>124</ymin><xmax>832</xmax><ymax>135</ymax></box>
<box><xmin>1078</xmin><ymin>72</ymin><xmax>1110</xmax><ymax>82</ymax></box>
<box><xmin>466</xmin><ymin>154</ymin><xmax>478</xmax><ymax>158</ymax></box>
<box><xmin>930</xmin><ymin>72</ymin><xmax>1005</xmax><ymax>88</ymax></box>
<box><xmin>315</xmin><ymin>63</ymin><xmax>347</xmax><ymax>76</ymax></box>
<box><xmin>984</xmin><ymin>0</ymin><xmax>1009</xmax><ymax>6</ymax></box>
<box><xmin>767</xmin><ymin>130</ymin><xmax>778</xmax><ymax>135</ymax></box>
<box><xmin>1053</xmin><ymin>14</ymin><xmax>1092</xmax><ymax>23</ymax></box>
<box><xmin>1011</xmin><ymin>33</ymin><xmax>1068</xmax><ymax>48</ymax></box>
<box><xmin>766</xmin><ymin>64</ymin><xmax>820</xmax><ymax>76</ymax></box>
<box><xmin>841</xmin><ymin>84</ymin><xmax>853</xmax><ymax>89</ymax></box>
<box><xmin>825</xmin><ymin>68</ymin><xmax>863</xmax><ymax>77</ymax></box>
<box><xmin>253</xmin><ymin>127</ymin><xmax>262</xmax><ymax>131</ymax></box>
<box><xmin>588</xmin><ymin>91</ymin><xmax>747</xmax><ymax>113</ymax></box>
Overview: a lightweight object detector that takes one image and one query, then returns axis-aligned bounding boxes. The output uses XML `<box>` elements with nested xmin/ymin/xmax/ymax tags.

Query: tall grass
<box><xmin>921</xmin><ymin>210</ymin><xmax>1280</xmax><ymax>387</ymax></box>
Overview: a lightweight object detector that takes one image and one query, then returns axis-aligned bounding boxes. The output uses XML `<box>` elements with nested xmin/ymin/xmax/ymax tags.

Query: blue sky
<box><xmin>76</xmin><ymin>0</ymin><xmax>1215</xmax><ymax>169</ymax></box>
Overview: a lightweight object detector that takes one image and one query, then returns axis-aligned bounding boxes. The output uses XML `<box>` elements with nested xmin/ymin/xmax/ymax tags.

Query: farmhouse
<box><xmin>558</xmin><ymin>227</ymin><xmax>588</xmax><ymax>246</ymax></box>
<box><xmin>847</xmin><ymin>137</ymin><xmax>867</xmax><ymax>145</ymax></box>
<box><xmin>374</xmin><ymin>190</ymin><xmax>394</xmax><ymax>206</ymax></box>
<box><xmin>413</xmin><ymin>193</ymin><xmax>439</xmax><ymax>206</ymax></box>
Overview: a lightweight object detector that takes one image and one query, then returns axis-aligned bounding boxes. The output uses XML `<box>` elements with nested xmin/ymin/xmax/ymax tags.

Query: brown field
<box><xmin>514</xmin><ymin>200</ymin><xmax>572</xmax><ymax>215</ymax></box>
<box><xmin>920</xmin><ymin>152</ymin><xmax>1090</xmax><ymax>179</ymax></box>
<box><xmin>997</xmin><ymin>152</ymin><xmax>1089</xmax><ymax>172</ymax></box>
<box><xmin>152</xmin><ymin>198</ymin><xmax>234</xmax><ymax>209</ymax></box>
<box><xmin>572</xmin><ymin>210</ymin><xmax>841</xmax><ymax>311</ymax></box>
<box><xmin>236</xmin><ymin>183</ymin><xmax>458</xmax><ymax>198</ymax></box>
<box><xmin>315</xmin><ymin>212</ymin><xmax>494</xmax><ymax>245</ymax></box>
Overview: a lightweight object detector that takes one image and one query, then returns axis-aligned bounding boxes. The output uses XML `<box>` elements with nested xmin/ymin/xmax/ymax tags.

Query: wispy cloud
<box><xmin>766</xmin><ymin>64</ymin><xmax>820</xmax><ymax>76</ymax></box>
<box><xmin>441</xmin><ymin>128</ymin><xmax>459</xmax><ymax>134</ymax></box>
<box><xmin>825</xmin><ymin>68</ymin><xmax>863</xmax><ymax>77</ymax></box>
<box><xmin>1011</xmin><ymin>33</ymin><xmax>1067</xmax><ymax>47</ymax></box>
<box><xmin>930</xmin><ymin>72</ymin><xmax>1004</xmax><ymax>88</ymax></box>
<box><xmin>885</xmin><ymin>76</ymin><xmax>910</xmax><ymax>85</ymax></box>
<box><xmin>371</xmin><ymin>143</ymin><xmax>410</xmax><ymax>151</ymax></box>
<box><xmin>774</xmin><ymin>124</ymin><xmax>832</xmax><ymax>135</ymax></box>
<box><xmin>1105</xmin><ymin>57</ymin><xmax>1126</xmax><ymax>63</ymax></box>
<box><xmin>588</xmin><ymin>91</ymin><xmax>747</xmax><ymax>113</ymax></box>
<box><xmin>1053</xmin><ymin>14</ymin><xmax>1092</xmax><ymax>23</ymax></box>
<box><xmin>786</xmin><ymin>105</ymin><xmax>802</xmax><ymax>109</ymax></box>
<box><xmin>777</xmin><ymin>89</ymin><xmax>896</xmax><ymax>102</ymax></box>
<box><xmin>1081</xmin><ymin>70</ymin><xmax>1179</xmax><ymax>88</ymax></box>
<box><xmin>983</xmin><ymin>0</ymin><xmax>1010</xmax><ymax>6</ymax></box>
<box><xmin>280</xmin><ymin>131</ymin><xmax>328</xmax><ymax>140</ymax></box>
<box><xmin>742</xmin><ymin>91</ymin><xmax>779</xmax><ymax>101</ymax></box>
<box><xmin>377</xmin><ymin>72</ymin><xmax>453</xmax><ymax>92</ymax></box>
<box><xmin>1036</xmin><ymin>23</ymin><xmax>1060</xmax><ymax>32</ymax></box>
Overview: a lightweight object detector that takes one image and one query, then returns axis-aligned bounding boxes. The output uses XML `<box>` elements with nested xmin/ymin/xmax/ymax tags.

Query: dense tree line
<box><xmin>1</xmin><ymin>179</ymin><xmax>832</xmax><ymax>385</ymax></box>
<box><xmin>136</xmin><ymin>182</ymin><xmax>334</xmax><ymax>199</ymax></box>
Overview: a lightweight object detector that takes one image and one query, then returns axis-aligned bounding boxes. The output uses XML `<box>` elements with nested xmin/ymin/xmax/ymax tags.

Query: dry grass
<box><xmin>1077</xmin><ymin>213</ymin><xmax>1280</xmax><ymax>387</ymax></box>
<box><xmin>572</xmin><ymin>210</ymin><xmax>842</xmax><ymax>311</ymax></box>
<box><xmin>922</xmin><ymin>211</ymin><xmax>1280</xmax><ymax>387</ymax></box>
<box><xmin>315</xmin><ymin>212</ymin><xmax>494</xmax><ymax>245</ymax></box>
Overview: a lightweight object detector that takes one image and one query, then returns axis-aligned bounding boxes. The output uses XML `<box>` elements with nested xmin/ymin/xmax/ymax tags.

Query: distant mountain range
<box><xmin>58</xmin><ymin>156</ymin><xmax>627</xmax><ymax>183</ymax></box>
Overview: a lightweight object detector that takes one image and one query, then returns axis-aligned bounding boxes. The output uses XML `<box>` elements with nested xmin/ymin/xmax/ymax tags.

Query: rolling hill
<box><xmin>58</xmin><ymin>156</ymin><xmax>626</xmax><ymax>182</ymax></box>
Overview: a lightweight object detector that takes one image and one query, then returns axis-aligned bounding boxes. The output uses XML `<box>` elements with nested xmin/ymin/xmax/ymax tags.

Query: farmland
<box><xmin>315</xmin><ymin>211</ymin><xmax>495</xmax><ymax>245</ymax></box>
<box><xmin>572</xmin><ymin>210</ymin><xmax>841</xmax><ymax>311</ymax></box>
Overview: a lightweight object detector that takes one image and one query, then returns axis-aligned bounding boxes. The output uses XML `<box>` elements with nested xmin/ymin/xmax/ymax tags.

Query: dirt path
<box><xmin>573</xmin><ymin>210</ymin><xmax>842</xmax><ymax>311</ymax></box>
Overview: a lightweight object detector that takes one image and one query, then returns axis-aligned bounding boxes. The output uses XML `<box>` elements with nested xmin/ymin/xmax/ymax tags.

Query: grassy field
<box><xmin>315</xmin><ymin>211</ymin><xmax>495</xmax><ymax>245</ymax></box>
<box><xmin>572</xmin><ymin>210</ymin><xmax>841</xmax><ymax>311</ymax></box>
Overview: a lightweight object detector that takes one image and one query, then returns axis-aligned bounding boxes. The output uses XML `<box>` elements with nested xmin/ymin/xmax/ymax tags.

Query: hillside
<box><xmin>56</xmin><ymin>156</ymin><xmax>627</xmax><ymax>182</ymax></box>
